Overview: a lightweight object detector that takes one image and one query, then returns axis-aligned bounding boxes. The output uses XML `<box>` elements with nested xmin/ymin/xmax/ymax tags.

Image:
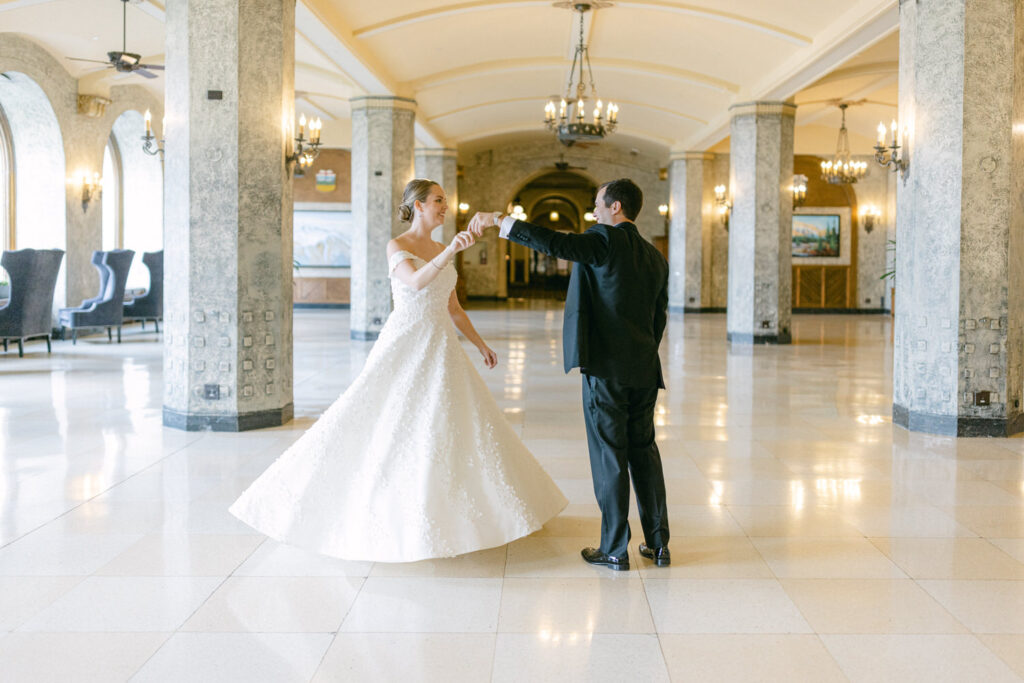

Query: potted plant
<box><xmin>879</xmin><ymin>239</ymin><xmax>895</xmax><ymax>315</ymax></box>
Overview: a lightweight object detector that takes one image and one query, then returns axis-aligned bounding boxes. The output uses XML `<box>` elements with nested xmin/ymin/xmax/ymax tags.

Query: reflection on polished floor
<box><xmin>1</xmin><ymin>305</ymin><xmax>1023</xmax><ymax>682</ymax></box>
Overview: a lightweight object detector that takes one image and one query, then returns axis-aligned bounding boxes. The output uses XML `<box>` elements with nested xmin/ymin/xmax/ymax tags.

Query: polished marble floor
<box><xmin>1</xmin><ymin>305</ymin><xmax>1023</xmax><ymax>682</ymax></box>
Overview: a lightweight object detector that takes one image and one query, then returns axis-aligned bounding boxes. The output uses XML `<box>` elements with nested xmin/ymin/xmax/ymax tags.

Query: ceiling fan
<box><xmin>66</xmin><ymin>0</ymin><xmax>164</xmax><ymax>79</ymax></box>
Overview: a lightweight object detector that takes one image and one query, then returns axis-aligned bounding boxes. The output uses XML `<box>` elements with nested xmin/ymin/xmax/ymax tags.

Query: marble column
<box><xmin>668</xmin><ymin>152</ymin><xmax>713</xmax><ymax>311</ymax></box>
<box><xmin>893</xmin><ymin>0</ymin><xmax>1024</xmax><ymax>436</ymax></box>
<box><xmin>162</xmin><ymin>0</ymin><xmax>295</xmax><ymax>431</ymax></box>
<box><xmin>414</xmin><ymin>147</ymin><xmax>458</xmax><ymax>244</ymax></box>
<box><xmin>349</xmin><ymin>96</ymin><xmax>415</xmax><ymax>341</ymax></box>
<box><xmin>726</xmin><ymin>101</ymin><xmax>795</xmax><ymax>344</ymax></box>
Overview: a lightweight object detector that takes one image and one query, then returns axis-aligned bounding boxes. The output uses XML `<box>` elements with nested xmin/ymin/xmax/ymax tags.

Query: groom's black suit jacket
<box><xmin>506</xmin><ymin>219</ymin><xmax>668</xmax><ymax>389</ymax></box>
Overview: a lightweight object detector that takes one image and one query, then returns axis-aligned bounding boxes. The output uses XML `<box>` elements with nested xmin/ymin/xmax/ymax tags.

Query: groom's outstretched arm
<box><xmin>469</xmin><ymin>212</ymin><xmax>609</xmax><ymax>266</ymax></box>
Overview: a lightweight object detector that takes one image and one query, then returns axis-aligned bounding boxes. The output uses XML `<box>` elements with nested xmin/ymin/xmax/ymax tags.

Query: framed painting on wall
<box><xmin>793</xmin><ymin>214</ymin><xmax>840</xmax><ymax>257</ymax></box>
<box><xmin>294</xmin><ymin>208</ymin><xmax>352</xmax><ymax>267</ymax></box>
<box><xmin>792</xmin><ymin>206</ymin><xmax>852</xmax><ymax>266</ymax></box>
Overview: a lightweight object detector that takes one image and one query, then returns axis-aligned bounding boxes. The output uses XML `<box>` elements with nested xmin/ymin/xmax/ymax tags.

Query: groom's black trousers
<box><xmin>582</xmin><ymin>374</ymin><xmax>670</xmax><ymax>558</ymax></box>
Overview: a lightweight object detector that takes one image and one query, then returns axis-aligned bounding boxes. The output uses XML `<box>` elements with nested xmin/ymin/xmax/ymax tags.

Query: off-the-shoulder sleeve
<box><xmin>388</xmin><ymin>249</ymin><xmax>418</xmax><ymax>275</ymax></box>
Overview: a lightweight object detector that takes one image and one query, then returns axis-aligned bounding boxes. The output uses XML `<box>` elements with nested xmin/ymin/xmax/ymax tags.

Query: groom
<box><xmin>469</xmin><ymin>178</ymin><xmax>670</xmax><ymax>571</ymax></box>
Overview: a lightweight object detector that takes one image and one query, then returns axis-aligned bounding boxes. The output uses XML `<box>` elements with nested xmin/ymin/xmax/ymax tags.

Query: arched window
<box><xmin>102</xmin><ymin>135</ymin><xmax>121</xmax><ymax>251</ymax></box>
<box><xmin>0</xmin><ymin>104</ymin><xmax>12</xmax><ymax>252</ymax></box>
<box><xmin>0</xmin><ymin>105</ymin><xmax>12</xmax><ymax>287</ymax></box>
<box><xmin>108</xmin><ymin>110</ymin><xmax>162</xmax><ymax>291</ymax></box>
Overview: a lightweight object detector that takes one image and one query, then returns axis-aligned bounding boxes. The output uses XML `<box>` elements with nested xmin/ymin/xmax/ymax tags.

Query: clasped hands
<box><xmin>443</xmin><ymin>211</ymin><xmax>501</xmax><ymax>257</ymax></box>
<box><xmin>467</xmin><ymin>211</ymin><xmax>503</xmax><ymax>237</ymax></box>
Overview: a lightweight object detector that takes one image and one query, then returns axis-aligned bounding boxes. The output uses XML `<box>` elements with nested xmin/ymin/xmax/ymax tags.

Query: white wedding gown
<box><xmin>230</xmin><ymin>249</ymin><xmax>567</xmax><ymax>562</ymax></box>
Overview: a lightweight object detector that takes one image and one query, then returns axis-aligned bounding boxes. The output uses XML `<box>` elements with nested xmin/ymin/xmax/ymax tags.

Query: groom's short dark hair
<box><xmin>599</xmin><ymin>178</ymin><xmax>643</xmax><ymax>221</ymax></box>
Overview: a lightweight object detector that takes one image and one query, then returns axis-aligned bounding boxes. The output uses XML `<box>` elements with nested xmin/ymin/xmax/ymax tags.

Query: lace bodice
<box><xmin>388</xmin><ymin>250</ymin><xmax>457</xmax><ymax>319</ymax></box>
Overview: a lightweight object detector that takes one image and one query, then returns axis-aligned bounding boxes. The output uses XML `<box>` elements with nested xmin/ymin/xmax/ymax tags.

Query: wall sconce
<box><xmin>714</xmin><ymin>184</ymin><xmax>731</xmax><ymax>230</ymax></box>
<box><xmin>791</xmin><ymin>174</ymin><xmax>807</xmax><ymax>209</ymax></box>
<box><xmin>510</xmin><ymin>202</ymin><xmax>527</xmax><ymax>221</ymax></box>
<box><xmin>658</xmin><ymin>203</ymin><xmax>669</xmax><ymax>231</ymax></box>
<box><xmin>286</xmin><ymin>113</ymin><xmax>322</xmax><ymax>177</ymax></box>
<box><xmin>860</xmin><ymin>204</ymin><xmax>881</xmax><ymax>233</ymax></box>
<box><xmin>874</xmin><ymin>119</ymin><xmax>908</xmax><ymax>182</ymax></box>
<box><xmin>458</xmin><ymin>202</ymin><xmax>470</xmax><ymax>214</ymax></box>
<box><xmin>584</xmin><ymin>211</ymin><xmax>595</xmax><ymax>222</ymax></box>
<box><xmin>141</xmin><ymin>109</ymin><xmax>164</xmax><ymax>160</ymax></box>
<box><xmin>69</xmin><ymin>171</ymin><xmax>102</xmax><ymax>212</ymax></box>
<box><xmin>549</xmin><ymin>211</ymin><xmax>559</xmax><ymax>222</ymax></box>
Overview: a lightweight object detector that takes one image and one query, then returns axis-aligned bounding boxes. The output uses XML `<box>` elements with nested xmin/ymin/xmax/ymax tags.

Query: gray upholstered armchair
<box><xmin>58</xmin><ymin>249</ymin><xmax>135</xmax><ymax>344</ymax></box>
<box><xmin>0</xmin><ymin>249</ymin><xmax>65</xmax><ymax>357</ymax></box>
<box><xmin>123</xmin><ymin>250</ymin><xmax>163</xmax><ymax>332</ymax></box>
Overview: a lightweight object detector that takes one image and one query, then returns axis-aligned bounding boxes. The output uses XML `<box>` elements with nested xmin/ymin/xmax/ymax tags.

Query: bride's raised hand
<box><xmin>479</xmin><ymin>344</ymin><xmax>498</xmax><ymax>369</ymax></box>
<box><xmin>448</xmin><ymin>230</ymin><xmax>476</xmax><ymax>254</ymax></box>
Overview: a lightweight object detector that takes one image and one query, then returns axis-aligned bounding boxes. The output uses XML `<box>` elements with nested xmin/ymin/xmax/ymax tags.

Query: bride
<box><xmin>230</xmin><ymin>179</ymin><xmax>567</xmax><ymax>562</ymax></box>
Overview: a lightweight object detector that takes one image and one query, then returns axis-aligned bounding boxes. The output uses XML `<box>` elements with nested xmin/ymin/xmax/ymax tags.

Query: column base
<box><xmin>163</xmin><ymin>404</ymin><xmax>294</xmax><ymax>432</ymax></box>
<box><xmin>893</xmin><ymin>403</ymin><xmax>1024</xmax><ymax>437</ymax></box>
<box><xmin>350</xmin><ymin>329</ymin><xmax>380</xmax><ymax>341</ymax></box>
<box><xmin>727</xmin><ymin>331</ymin><xmax>791</xmax><ymax>345</ymax></box>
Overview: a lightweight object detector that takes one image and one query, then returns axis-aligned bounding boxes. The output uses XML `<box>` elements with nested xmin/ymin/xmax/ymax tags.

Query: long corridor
<box><xmin>1</xmin><ymin>306</ymin><xmax>1022</xmax><ymax>682</ymax></box>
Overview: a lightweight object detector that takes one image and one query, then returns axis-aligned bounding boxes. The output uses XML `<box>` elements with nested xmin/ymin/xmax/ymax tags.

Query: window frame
<box><xmin>0</xmin><ymin>103</ymin><xmax>14</xmax><ymax>250</ymax></box>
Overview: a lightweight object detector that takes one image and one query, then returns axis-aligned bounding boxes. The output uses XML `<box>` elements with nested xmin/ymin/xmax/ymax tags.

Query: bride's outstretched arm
<box><xmin>447</xmin><ymin>290</ymin><xmax>498</xmax><ymax>369</ymax></box>
<box><xmin>388</xmin><ymin>231</ymin><xmax>475</xmax><ymax>291</ymax></box>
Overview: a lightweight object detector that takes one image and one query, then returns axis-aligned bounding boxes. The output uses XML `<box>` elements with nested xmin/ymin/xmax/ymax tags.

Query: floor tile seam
<box><xmin>867</xmin><ymin>536</ymin><xmax>1024</xmax><ymax>579</ymax></box>
<box><xmin>637</xmin><ymin>561</ymin><xmax>674</xmax><ymax>679</ymax></box>
<box><xmin>951</xmin><ymin>633</ymin><xmax>1024</xmax><ymax>683</ymax></box>
<box><xmin>331</xmin><ymin>566</ymin><xmax>371</xmax><ymax>637</ymax></box>
<box><xmin>1</xmin><ymin>574</ymin><xmax>88</xmax><ymax>633</ymax></box>
<box><xmin>808</xmin><ymin>632</ymin><xmax>853</xmax><ymax>682</ymax></box>
<box><xmin>0</xmin><ymin>441</ymin><xmax>201</xmax><ymax>550</ymax></box>
<box><xmin>121</xmin><ymin>630</ymin><xmax>177</xmax><ymax>682</ymax></box>
<box><xmin>489</xmin><ymin>546</ymin><xmax>509</xmax><ymax>682</ymax></box>
<box><xmin>304</xmin><ymin>569</ymin><xmax>372</xmax><ymax>681</ymax></box>
<box><xmin>904</xmin><ymin>576</ymin><xmax>983</xmax><ymax>636</ymax></box>
<box><xmin>222</xmin><ymin>537</ymin><xmax>269</xmax><ymax>582</ymax></box>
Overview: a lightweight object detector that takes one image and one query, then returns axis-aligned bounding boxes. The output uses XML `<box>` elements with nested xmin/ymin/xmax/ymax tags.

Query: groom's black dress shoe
<box><xmin>639</xmin><ymin>543</ymin><xmax>671</xmax><ymax>566</ymax></box>
<box><xmin>581</xmin><ymin>547</ymin><xmax>630</xmax><ymax>571</ymax></box>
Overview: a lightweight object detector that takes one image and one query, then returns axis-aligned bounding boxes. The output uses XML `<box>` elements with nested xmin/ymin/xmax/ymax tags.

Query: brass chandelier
<box><xmin>543</xmin><ymin>2</ymin><xmax>618</xmax><ymax>146</ymax></box>
<box><xmin>821</xmin><ymin>103</ymin><xmax>866</xmax><ymax>184</ymax></box>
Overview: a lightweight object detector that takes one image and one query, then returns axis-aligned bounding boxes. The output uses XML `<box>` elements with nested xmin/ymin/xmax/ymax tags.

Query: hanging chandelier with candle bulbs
<box><xmin>821</xmin><ymin>103</ymin><xmax>867</xmax><ymax>184</ymax></box>
<box><xmin>543</xmin><ymin>2</ymin><xmax>618</xmax><ymax>146</ymax></box>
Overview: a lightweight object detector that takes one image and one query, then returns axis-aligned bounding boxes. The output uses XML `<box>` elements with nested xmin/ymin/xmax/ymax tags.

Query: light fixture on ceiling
<box><xmin>510</xmin><ymin>199</ymin><xmax>527</xmax><ymax>221</ymax></box>
<box><xmin>544</xmin><ymin>2</ymin><xmax>618</xmax><ymax>147</ymax></box>
<box><xmin>658</xmin><ymin>203</ymin><xmax>669</xmax><ymax>231</ymax></box>
<box><xmin>821</xmin><ymin>103</ymin><xmax>867</xmax><ymax>184</ymax></box>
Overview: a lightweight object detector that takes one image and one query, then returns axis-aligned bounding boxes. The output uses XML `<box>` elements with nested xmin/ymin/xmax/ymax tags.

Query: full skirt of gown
<box><xmin>229</xmin><ymin>250</ymin><xmax>568</xmax><ymax>562</ymax></box>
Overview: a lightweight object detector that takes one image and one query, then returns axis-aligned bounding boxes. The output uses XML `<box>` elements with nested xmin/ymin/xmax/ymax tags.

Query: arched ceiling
<box><xmin>0</xmin><ymin>0</ymin><xmax>899</xmax><ymax>154</ymax></box>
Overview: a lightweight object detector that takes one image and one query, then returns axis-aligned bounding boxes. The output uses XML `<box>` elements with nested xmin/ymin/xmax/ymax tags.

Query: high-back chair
<box><xmin>58</xmin><ymin>249</ymin><xmax>135</xmax><ymax>344</ymax></box>
<box><xmin>123</xmin><ymin>250</ymin><xmax>163</xmax><ymax>332</ymax></box>
<box><xmin>0</xmin><ymin>249</ymin><xmax>65</xmax><ymax>356</ymax></box>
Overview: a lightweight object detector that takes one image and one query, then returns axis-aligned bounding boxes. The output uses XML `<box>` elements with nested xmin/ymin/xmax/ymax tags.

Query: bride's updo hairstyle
<box><xmin>398</xmin><ymin>178</ymin><xmax>439</xmax><ymax>222</ymax></box>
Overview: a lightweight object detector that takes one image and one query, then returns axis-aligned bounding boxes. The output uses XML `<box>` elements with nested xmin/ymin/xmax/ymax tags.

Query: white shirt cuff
<box><xmin>499</xmin><ymin>215</ymin><xmax>516</xmax><ymax>239</ymax></box>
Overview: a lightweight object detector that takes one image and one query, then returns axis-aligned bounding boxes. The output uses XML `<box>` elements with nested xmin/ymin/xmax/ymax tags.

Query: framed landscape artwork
<box><xmin>791</xmin><ymin>207</ymin><xmax>851</xmax><ymax>266</ymax></box>
<box><xmin>793</xmin><ymin>214</ymin><xmax>840</xmax><ymax>257</ymax></box>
